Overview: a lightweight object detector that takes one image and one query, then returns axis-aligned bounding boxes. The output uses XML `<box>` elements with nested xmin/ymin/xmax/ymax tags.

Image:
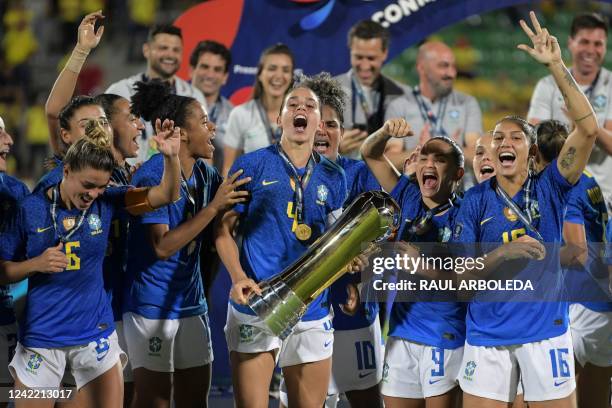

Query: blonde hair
<box><xmin>64</xmin><ymin>119</ymin><xmax>115</xmax><ymax>173</ymax></box>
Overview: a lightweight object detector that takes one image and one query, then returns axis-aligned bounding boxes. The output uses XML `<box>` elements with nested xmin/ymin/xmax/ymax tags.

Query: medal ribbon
<box><xmin>493</xmin><ymin>175</ymin><xmax>544</xmax><ymax>242</ymax></box>
<box><xmin>277</xmin><ymin>144</ymin><xmax>317</xmax><ymax>227</ymax></box>
<box><xmin>51</xmin><ymin>183</ymin><xmax>88</xmax><ymax>243</ymax></box>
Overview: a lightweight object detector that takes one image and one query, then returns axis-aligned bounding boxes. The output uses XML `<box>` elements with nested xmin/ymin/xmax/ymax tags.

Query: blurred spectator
<box><xmin>2</xmin><ymin>1</ymin><xmax>37</xmax><ymax>95</ymax></box>
<box><xmin>106</xmin><ymin>24</ymin><xmax>204</xmax><ymax>163</ymax></box>
<box><xmin>189</xmin><ymin>40</ymin><xmax>233</xmax><ymax>171</ymax></box>
<box><xmin>127</xmin><ymin>0</ymin><xmax>159</xmax><ymax>62</ymax></box>
<box><xmin>24</xmin><ymin>95</ymin><xmax>49</xmax><ymax>180</ymax></box>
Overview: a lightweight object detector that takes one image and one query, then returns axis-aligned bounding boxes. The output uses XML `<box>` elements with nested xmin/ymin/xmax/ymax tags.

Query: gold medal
<box><xmin>295</xmin><ymin>224</ymin><xmax>312</xmax><ymax>241</ymax></box>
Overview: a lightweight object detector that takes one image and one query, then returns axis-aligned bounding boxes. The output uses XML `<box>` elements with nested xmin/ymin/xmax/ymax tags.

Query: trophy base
<box><xmin>248</xmin><ymin>279</ymin><xmax>307</xmax><ymax>340</ymax></box>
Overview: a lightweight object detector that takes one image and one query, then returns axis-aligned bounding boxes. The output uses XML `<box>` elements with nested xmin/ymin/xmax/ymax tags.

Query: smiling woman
<box><xmin>0</xmin><ymin>117</ymin><xmax>180</xmax><ymax>408</ymax></box>
<box><xmin>222</xmin><ymin>43</ymin><xmax>295</xmax><ymax>176</ymax></box>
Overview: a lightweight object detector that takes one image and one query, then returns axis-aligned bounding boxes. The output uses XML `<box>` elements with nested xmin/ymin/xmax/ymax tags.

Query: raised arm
<box><xmin>360</xmin><ymin>118</ymin><xmax>413</xmax><ymax>192</ymax></box>
<box><xmin>125</xmin><ymin>119</ymin><xmax>180</xmax><ymax>215</ymax></box>
<box><xmin>46</xmin><ymin>11</ymin><xmax>105</xmax><ymax>155</ymax></box>
<box><xmin>518</xmin><ymin>11</ymin><xmax>598</xmax><ymax>184</ymax></box>
<box><xmin>147</xmin><ymin>170</ymin><xmax>250</xmax><ymax>260</ymax></box>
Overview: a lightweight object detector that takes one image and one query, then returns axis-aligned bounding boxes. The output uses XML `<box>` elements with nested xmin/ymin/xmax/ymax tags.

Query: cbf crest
<box><xmin>592</xmin><ymin>94</ymin><xmax>607</xmax><ymax>112</ymax></box>
<box><xmin>88</xmin><ymin>214</ymin><xmax>103</xmax><ymax>235</ymax></box>
<box><xmin>316</xmin><ymin>185</ymin><xmax>329</xmax><ymax>205</ymax></box>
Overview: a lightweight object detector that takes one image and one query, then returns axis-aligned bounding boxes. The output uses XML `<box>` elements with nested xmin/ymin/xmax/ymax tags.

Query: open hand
<box><xmin>153</xmin><ymin>119</ymin><xmax>181</xmax><ymax>157</ymax></box>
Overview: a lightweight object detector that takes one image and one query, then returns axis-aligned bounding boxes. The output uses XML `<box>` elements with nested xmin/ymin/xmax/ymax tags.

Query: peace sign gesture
<box><xmin>77</xmin><ymin>10</ymin><xmax>105</xmax><ymax>52</ymax></box>
<box><xmin>517</xmin><ymin>11</ymin><xmax>562</xmax><ymax>66</ymax></box>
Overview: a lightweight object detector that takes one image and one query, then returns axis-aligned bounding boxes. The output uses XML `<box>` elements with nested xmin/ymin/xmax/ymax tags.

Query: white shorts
<box><xmin>328</xmin><ymin>316</ymin><xmax>383</xmax><ymax>394</ymax></box>
<box><xmin>115</xmin><ymin>321</ymin><xmax>133</xmax><ymax>381</ymax></box>
<box><xmin>224</xmin><ymin>305</ymin><xmax>334</xmax><ymax>368</ymax></box>
<box><xmin>381</xmin><ymin>337</ymin><xmax>462</xmax><ymax>399</ymax></box>
<box><xmin>0</xmin><ymin>323</ymin><xmax>17</xmax><ymax>383</ymax></box>
<box><xmin>569</xmin><ymin>303</ymin><xmax>612</xmax><ymax>367</ymax></box>
<box><xmin>123</xmin><ymin>312</ymin><xmax>213</xmax><ymax>372</ymax></box>
<box><xmin>9</xmin><ymin>331</ymin><xmax>126</xmax><ymax>389</ymax></box>
<box><xmin>459</xmin><ymin>330</ymin><xmax>575</xmax><ymax>402</ymax></box>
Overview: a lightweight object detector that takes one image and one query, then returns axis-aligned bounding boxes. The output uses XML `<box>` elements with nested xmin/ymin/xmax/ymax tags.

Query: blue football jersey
<box><xmin>564</xmin><ymin>172</ymin><xmax>611</xmax><ymax>312</ymax></box>
<box><xmin>33</xmin><ymin>165</ymin><xmax>63</xmax><ymax>193</ymax></box>
<box><xmin>330</xmin><ymin>156</ymin><xmax>381</xmax><ymax>331</ymax></box>
<box><xmin>0</xmin><ymin>174</ymin><xmax>30</xmax><ymax>325</ymax></box>
<box><xmin>452</xmin><ymin>160</ymin><xmax>573</xmax><ymax>346</ymax></box>
<box><xmin>102</xmin><ymin>166</ymin><xmax>134</xmax><ymax>321</ymax></box>
<box><xmin>125</xmin><ymin>154</ymin><xmax>222</xmax><ymax>319</ymax></box>
<box><xmin>2</xmin><ymin>185</ymin><xmax>129</xmax><ymax>348</ymax></box>
<box><xmin>229</xmin><ymin>145</ymin><xmax>347</xmax><ymax>321</ymax></box>
<box><xmin>388</xmin><ymin>175</ymin><xmax>466</xmax><ymax>349</ymax></box>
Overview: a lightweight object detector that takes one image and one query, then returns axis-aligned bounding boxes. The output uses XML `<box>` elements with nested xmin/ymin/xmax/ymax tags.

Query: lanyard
<box><xmin>493</xmin><ymin>175</ymin><xmax>544</xmax><ymax>242</ymax></box>
<box><xmin>571</xmin><ymin>68</ymin><xmax>601</xmax><ymax>102</ymax></box>
<box><xmin>180</xmin><ymin>168</ymin><xmax>200</xmax><ymax>213</ymax></box>
<box><xmin>351</xmin><ymin>74</ymin><xmax>373</xmax><ymax>120</ymax></box>
<box><xmin>51</xmin><ymin>184</ymin><xmax>88</xmax><ymax>243</ymax></box>
<box><xmin>256</xmin><ymin>99</ymin><xmax>282</xmax><ymax>145</ymax></box>
<box><xmin>208</xmin><ymin>98</ymin><xmax>221</xmax><ymax>125</ymax></box>
<box><xmin>413</xmin><ymin>86</ymin><xmax>448</xmax><ymax>137</ymax></box>
<box><xmin>407</xmin><ymin>194</ymin><xmax>457</xmax><ymax>238</ymax></box>
<box><xmin>277</xmin><ymin>144</ymin><xmax>317</xmax><ymax>226</ymax></box>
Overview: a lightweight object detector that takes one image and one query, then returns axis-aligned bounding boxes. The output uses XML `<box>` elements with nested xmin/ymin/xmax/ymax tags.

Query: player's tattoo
<box><xmin>560</xmin><ymin>146</ymin><xmax>576</xmax><ymax>169</ymax></box>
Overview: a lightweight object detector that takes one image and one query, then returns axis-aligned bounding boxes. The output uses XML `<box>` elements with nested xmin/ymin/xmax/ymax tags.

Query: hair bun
<box><xmin>84</xmin><ymin>119</ymin><xmax>112</xmax><ymax>148</ymax></box>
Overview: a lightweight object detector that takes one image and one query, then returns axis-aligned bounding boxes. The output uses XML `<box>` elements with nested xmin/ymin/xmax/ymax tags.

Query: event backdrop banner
<box><xmin>175</xmin><ymin>0</ymin><xmax>544</xmax><ymax>104</ymax></box>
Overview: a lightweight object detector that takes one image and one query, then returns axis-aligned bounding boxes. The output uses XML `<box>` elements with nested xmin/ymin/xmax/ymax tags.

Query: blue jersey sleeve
<box><xmin>229</xmin><ymin>155</ymin><xmax>255</xmax><ymax>215</ymax></box>
<box><xmin>544</xmin><ymin>159</ymin><xmax>575</xmax><ymax>201</ymax></box>
<box><xmin>131</xmin><ymin>159</ymin><xmax>169</xmax><ymax>225</ymax></box>
<box><xmin>564</xmin><ymin>184</ymin><xmax>586</xmax><ymax>225</ymax></box>
<box><xmin>390</xmin><ymin>175</ymin><xmax>420</xmax><ymax>205</ymax></box>
<box><xmin>0</xmin><ymin>202</ymin><xmax>26</xmax><ymax>262</ymax></box>
<box><xmin>451</xmin><ymin>188</ymin><xmax>480</xmax><ymax>244</ymax></box>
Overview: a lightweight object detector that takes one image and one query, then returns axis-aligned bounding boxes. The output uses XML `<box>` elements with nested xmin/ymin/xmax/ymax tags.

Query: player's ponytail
<box><xmin>63</xmin><ymin>119</ymin><xmax>115</xmax><ymax>173</ymax></box>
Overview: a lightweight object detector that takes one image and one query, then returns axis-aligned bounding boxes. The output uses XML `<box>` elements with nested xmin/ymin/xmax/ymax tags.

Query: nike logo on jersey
<box><xmin>429</xmin><ymin>378</ymin><xmax>443</xmax><ymax>384</ymax></box>
<box><xmin>480</xmin><ymin>217</ymin><xmax>494</xmax><ymax>226</ymax></box>
<box><xmin>323</xmin><ymin>340</ymin><xmax>332</xmax><ymax>348</ymax></box>
<box><xmin>554</xmin><ymin>379</ymin><xmax>569</xmax><ymax>387</ymax></box>
<box><xmin>262</xmin><ymin>180</ymin><xmax>278</xmax><ymax>186</ymax></box>
<box><xmin>36</xmin><ymin>226</ymin><xmax>52</xmax><ymax>233</ymax></box>
<box><xmin>358</xmin><ymin>371</ymin><xmax>374</xmax><ymax>379</ymax></box>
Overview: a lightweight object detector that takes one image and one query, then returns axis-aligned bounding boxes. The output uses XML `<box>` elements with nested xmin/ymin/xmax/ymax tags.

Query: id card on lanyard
<box><xmin>413</xmin><ymin>86</ymin><xmax>449</xmax><ymax>137</ymax></box>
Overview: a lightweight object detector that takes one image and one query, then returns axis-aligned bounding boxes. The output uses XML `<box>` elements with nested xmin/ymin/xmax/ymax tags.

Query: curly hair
<box><xmin>297</xmin><ymin>72</ymin><xmax>346</xmax><ymax>125</ymax></box>
<box><xmin>131</xmin><ymin>79</ymin><xmax>196</xmax><ymax>128</ymax></box>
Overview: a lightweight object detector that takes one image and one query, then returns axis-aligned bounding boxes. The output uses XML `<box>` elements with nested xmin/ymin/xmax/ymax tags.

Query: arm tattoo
<box><xmin>562</xmin><ymin>68</ymin><xmax>580</xmax><ymax>92</ymax></box>
<box><xmin>560</xmin><ymin>146</ymin><xmax>576</xmax><ymax>169</ymax></box>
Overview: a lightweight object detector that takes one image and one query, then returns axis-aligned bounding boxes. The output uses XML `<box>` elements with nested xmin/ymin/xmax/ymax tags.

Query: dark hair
<box><xmin>422</xmin><ymin>136</ymin><xmax>465</xmax><ymax>169</ymax></box>
<box><xmin>348</xmin><ymin>20</ymin><xmax>389</xmax><ymax>51</ymax></box>
<box><xmin>570</xmin><ymin>12</ymin><xmax>608</xmax><ymax>38</ymax></box>
<box><xmin>297</xmin><ymin>72</ymin><xmax>346</xmax><ymax>125</ymax></box>
<box><xmin>253</xmin><ymin>43</ymin><xmax>295</xmax><ymax>100</ymax></box>
<box><xmin>189</xmin><ymin>40</ymin><xmax>232</xmax><ymax>72</ymax></box>
<box><xmin>64</xmin><ymin>119</ymin><xmax>115</xmax><ymax>173</ymax></box>
<box><xmin>58</xmin><ymin>95</ymin><xmax>100</xmax><ymax>131</ymax></box>
<box><xmin>93</xmin><ymin>94</ymin><xmax>124</xmax><ymax>121</ymax></box>
<box><xmin>495</xmin><ymin>115</ymin><xmax>537</xmax><ymax>145</ymax></box>
<box><xmin>148</xmin><ymin>24</ymin><xmax>182</xmax><ymax>42</ymax></box>
<box><xmin>535</xmin><ymin>120</ymin><xmax>568</xmax><ymax>163</ymax></box>
<box><xmin>131</xmin><ymin>79</ymin><xmax>196</xmax><ymax>128</ymax></box>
